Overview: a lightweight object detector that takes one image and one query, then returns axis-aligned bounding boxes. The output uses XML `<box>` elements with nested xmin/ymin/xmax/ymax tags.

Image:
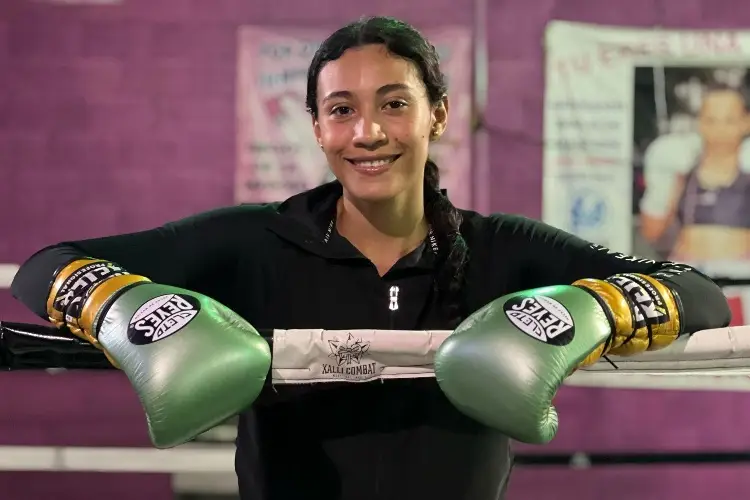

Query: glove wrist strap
<box><xmin>573</xmin><ymin>274</ymin><xmax>682</xmax><ymax>359</ymax></box>
<box><xmin>77</xmin><ymin>274</ymin><xmax>151</xmax><ymax>344</ymax></box>
<box><xmin>45</xmin><ymin>258</ymin><xmax>149</xmax><ymax>346</ymax></box>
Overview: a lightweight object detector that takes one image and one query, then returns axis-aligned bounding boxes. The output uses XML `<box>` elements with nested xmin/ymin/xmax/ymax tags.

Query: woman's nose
<box><xmin>352</xmin><ymin>116</ymin><xmax>387</xmax><ymax>149</ymax></box>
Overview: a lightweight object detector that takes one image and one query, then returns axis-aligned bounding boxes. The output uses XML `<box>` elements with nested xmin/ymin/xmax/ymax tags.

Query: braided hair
<box><xmin>306</xmin><ymin>16</ymin><xmax>469</xmax><ymax>327</ymax></box>
<box><xmin>423</xmin><ymin>159</ymin><xmax>468</xmax><ymax>326</ymax></box>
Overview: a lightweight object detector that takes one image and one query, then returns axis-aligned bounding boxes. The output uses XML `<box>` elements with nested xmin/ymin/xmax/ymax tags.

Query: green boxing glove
<box><xmin>46</xmin><ymin>258</ymin><xmax>272</xmax><ymax>449</ymax></box>
<box><xmin>434</xmin><ymin>285</ymin><xmax>612</xmax><ymax>444</ymax></box>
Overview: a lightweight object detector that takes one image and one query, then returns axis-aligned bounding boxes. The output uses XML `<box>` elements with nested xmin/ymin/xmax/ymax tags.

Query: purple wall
<box><xmin>2</xmin><ymin>0</ymin><xmax>750</xmax><ymax>498</ymax></box>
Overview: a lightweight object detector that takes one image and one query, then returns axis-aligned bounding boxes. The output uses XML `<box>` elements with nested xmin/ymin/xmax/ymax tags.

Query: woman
<box><xmin>640</xmin><ymin>85</ymin><xmax>750</xmax><ymax>263</ymax></box>
<box><xmin>10</xmin><ymin>17</ymin><xmax>730</xmax><ymax>500</ymax></box>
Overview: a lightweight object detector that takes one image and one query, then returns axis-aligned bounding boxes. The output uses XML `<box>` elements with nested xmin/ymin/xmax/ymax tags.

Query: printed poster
<box><xmin>724</xmin><ymin>285</ymin><xmax>750</xmax><ymax>326</ymax></box>
<box><xmin>543</xmin><ymin>21</ymin><xmax>750</xmax><ymax>279</ymax></box>
<box><xmin>236</xmin><ymin>25</ymin><xmax>474</xmax><ymax>210</ymax></box>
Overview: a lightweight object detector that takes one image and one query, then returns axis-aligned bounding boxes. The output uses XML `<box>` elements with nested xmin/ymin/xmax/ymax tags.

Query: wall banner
<box><xmin>544</xmin><ymin>21</ymin><xmax>750</xmax><ymax>279</ymax></box>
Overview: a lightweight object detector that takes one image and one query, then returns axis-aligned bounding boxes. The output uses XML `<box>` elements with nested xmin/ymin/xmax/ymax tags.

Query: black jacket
<box><xmin>11</xmin><ymin>181</ymin><xmax>731</xmax><ymax>500</ymax></box>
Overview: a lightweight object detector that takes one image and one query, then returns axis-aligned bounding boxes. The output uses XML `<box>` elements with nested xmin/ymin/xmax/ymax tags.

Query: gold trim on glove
<box><xmin>605</xmin><ymin>274</ymin><xmax>673</xmax><ymax>355</ymax></box>
<box><xmin>76</xmin><ymin>274</ymin><xmax>151</xmax><ymax>344</ymax></box>
<box><xmin>573</xmin><ymin>274</ymin><xmax>682</xmax><ymax>364</ymax></box>
<box><xmin>610</xmin><ymin>274</ymin><xmax>680</xmax><ymax>353</ymax></box>
<box><xmin>46</xmin><ymin>259</ymin><xmax>108</xmax><ymax>327</ymax></box>
<box><xmin>572</xmin><ymin>278</ymin><xmax>633</xmax><ymax>351</ymax></box>
<box><xmin>578</xmin><ymin>343</ymin><xmax>606</xmax><ymax>368</ymax></box>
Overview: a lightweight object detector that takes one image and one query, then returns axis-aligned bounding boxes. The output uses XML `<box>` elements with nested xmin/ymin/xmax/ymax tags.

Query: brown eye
<box><xmin>331</xmin><ymin>106</ymin><xmax>352</xmax><ymax>116</ymax></box>
<box><xmin>385</xmin><ymin>101</ymin><xmax>407</xmax><ymax>110</ymax></box>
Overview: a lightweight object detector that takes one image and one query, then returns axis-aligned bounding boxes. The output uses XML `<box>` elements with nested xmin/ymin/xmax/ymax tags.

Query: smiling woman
<box><xmin>305</xmin><ymin>17</ymin><xmax>468</xmax><ymax>300</ymax></box>
<box><xmin>8</xmin><ymin>15</ymin><xmax>730</xmax><ymax>500</ymax></box>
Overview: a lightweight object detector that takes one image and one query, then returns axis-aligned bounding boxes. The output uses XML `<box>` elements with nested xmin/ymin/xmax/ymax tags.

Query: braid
<box><xmin>423</xmin><ymin>159</ymin><xmax>468</xmax><ymax>327</ymax></box>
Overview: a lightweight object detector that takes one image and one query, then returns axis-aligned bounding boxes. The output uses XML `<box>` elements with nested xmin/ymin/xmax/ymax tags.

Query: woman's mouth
<box><xmin>346</xmin><ymin>155</ymin><xmax>401</xmax><ymax>176</ymax></box>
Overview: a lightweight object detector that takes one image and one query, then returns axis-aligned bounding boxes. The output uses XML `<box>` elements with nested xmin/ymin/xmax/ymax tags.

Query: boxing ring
<box><xmin>1</xmin><ymin>322</ymin><xmax>750</xmax><ymax>498</ymax></box>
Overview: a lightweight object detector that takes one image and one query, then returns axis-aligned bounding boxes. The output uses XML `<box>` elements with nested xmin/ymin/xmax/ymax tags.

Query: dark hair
<box><xmin>305</xmin><ymin>16</ymin><xmax>468</xmax><ymax>326</ymax></box>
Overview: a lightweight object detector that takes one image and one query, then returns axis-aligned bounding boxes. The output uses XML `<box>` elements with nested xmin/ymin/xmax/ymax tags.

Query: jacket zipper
<box><xmin>376</xmin><ymin>283</ymin><xmax>400</xmax><ymax>498</ymax></box>
<box><xmin>388</xmin><ymin>285</ymin><xmax>399</xmax><ymax>329</ymax></box>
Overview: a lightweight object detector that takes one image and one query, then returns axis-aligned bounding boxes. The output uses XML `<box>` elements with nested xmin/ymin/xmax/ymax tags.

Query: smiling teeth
<box><xmin>354</xmin><ymin>159</ymin><xmax>393</xmax><ymax>167</ymax></box>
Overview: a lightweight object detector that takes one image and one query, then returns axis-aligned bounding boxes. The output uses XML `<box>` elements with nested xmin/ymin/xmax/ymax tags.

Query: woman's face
<box><xmin>698</xmin><ymin>90</ymin><xmax>749</xmax><ymax>151</ymax></box>
<box><xmin>313</xmin><ymin>44</ymin><xmax>448</xmax><ymax>202</ymax></box>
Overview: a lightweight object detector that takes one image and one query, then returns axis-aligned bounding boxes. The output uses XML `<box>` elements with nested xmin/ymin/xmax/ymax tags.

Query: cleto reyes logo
<box><xmin>607</xmin><ymin>274</ymin><xmax>669</xmax><ymax>328</ymax></box>
<box><xmin>127</xmin><ymin>294</ymin><xmax>200</xmax><ymax>345</ymax></box>
<box><xmin>503</xmin><ymin>295</ymin><xmax>576</xmax><ymax>346</ymax></box>
<box><xmin>54</xmin><ymin>262</ymin><xmax>128</xmax><ymax>311</ymax></box>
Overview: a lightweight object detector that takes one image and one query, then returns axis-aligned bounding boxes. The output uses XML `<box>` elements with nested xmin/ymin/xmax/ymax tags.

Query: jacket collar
<box><xmin>267</xmin><ymin>181</ymin><xmax>359</xmax><ymax>260</ymax></box>
<box><xmin>266</xmin><ymin>181</ymin><xmax>436</xmax><ymax>268</ymax></box>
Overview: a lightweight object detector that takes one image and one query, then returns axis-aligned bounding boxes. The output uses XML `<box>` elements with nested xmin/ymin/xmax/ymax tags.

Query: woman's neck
<box><xmin>336</xmin><ymin>193</ymin><xmax>428</xmax><ymax>275</ymax></box>
<box><xmin>703</xmin><ymin>149</ymin><xmax>738</xmax><ymax>163</ymax></box>
<box><xmin>699</xmin><ymin>149</ymin><xmax>741</xmax><ymax>188</ymax></box>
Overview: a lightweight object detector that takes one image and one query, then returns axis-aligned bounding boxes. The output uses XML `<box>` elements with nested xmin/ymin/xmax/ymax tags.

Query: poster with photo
<box><xmin>543</xmin><ymin>21</ymin><xmax>750</xmax><ymax>279</ymax></box>
<box><xmin>235</xmin><ymin>25</ymin><xmax>474</xmax><ymax>210</ymax></box>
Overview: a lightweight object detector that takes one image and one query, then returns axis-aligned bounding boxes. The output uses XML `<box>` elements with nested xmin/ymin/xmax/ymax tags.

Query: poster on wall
<box><xmin>724</xmin><ymin>285</ymin><xmax>750</xmax><ymax>326</ymax></box>
<box><xmin>543</xmin><ymin>21</ymin><xmax>750</xmax><ymax>279</ymax></box>
<box><xmin>236</xmin><ymin>25</ymin><xmax>474</xmax><ymax>210</ymax></box>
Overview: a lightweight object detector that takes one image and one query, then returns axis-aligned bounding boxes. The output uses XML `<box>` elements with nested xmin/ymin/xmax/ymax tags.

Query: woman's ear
<box><xmin>312</xmin><ymin>115</ymin><xmax>323</xmax><ymax>148</ymax></box>
<box><xmin>430</xmin><ymin>95</ymin><xmax>449</xmax><ymax>141</ymax></box>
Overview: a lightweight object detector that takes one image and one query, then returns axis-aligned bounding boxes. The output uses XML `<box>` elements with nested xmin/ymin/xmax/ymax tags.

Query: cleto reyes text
<box><xmin>508</xmin><ymin>297</ymin><xmax>572</xmax><ymax>339</ymax></box>
<box><xmin>130</xmin><ymin>295</ymin><xmax>197</xmax><ymax>338</ymax></box>
<box><xmin>609</xmin><ymin>275</ymin><xmax>668</xmax><ymax>327</ymax></box>
<box><xmin>55</xmin><ymin>263</ymin><xmax>127</xmax><ymax>310</ymax></box>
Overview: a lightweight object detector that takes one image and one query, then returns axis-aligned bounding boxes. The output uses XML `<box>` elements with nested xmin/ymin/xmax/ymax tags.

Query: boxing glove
<box><xmin>46</xmin><ymin>259</ymin><xmax>272</xmax><ymax>448</ymax></box>
<box><xmin>434</xmin><ymin>285</ymin><xmax>611</xmax><ymax>445</ymax></box>
<box><xmin>639</xmin><ymin>132</ymin><xmax>701</xmax><ymax>217</ymax></box>
<box><xmin>435</xmin><ymin>270</ymin><xmax>684</xmax><ymax>444</ymax></box>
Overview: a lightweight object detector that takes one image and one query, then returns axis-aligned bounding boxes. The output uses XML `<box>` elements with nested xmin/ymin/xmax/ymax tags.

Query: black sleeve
<box><xmin>492</xmin><ymin>214</ymin><xmax>732</xmax><ymax>335</ymax></box>
<box><xmin>11</xmin><ymin>204</ymin><xmax>269</xmax><ymax>321</ymax></box>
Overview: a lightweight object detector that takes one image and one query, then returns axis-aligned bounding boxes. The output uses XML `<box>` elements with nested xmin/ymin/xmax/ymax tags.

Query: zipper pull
<box><xmin>388</xmin><ymin>285</ymin><xmax>399</xmax><ymax>311</ymax></box>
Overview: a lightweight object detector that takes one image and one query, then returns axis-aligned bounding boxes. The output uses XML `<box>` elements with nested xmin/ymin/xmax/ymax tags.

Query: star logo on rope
<box><xmin>328</xmin><ymin>333</ymin><xmax>370</xmax><ymax>366</ymax></box>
